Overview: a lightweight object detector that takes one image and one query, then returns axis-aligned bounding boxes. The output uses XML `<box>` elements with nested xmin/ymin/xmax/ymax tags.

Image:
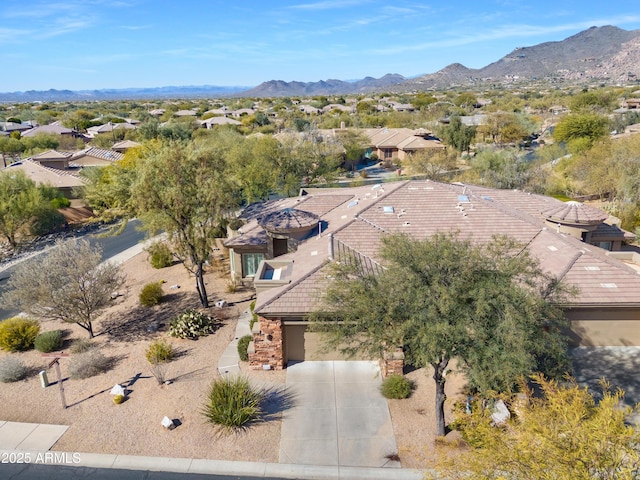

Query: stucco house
<box><xmin>224</xmin><ymin>180</ymin><xmax>640</xmax><ymax>371</ymax></box>
<box><xmin>69</xmin><ymin>147</ymin><xmax>123</xmax><ymax>167</ymax></box>
<box><xmin>363</xmin><ymin>128</ymin><xmax>445</xmax><ymax>161</ymax></box>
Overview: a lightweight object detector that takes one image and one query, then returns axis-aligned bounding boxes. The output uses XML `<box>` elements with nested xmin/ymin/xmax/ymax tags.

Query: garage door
<box><xmin>284</xmin><ymin>324</ymin><xmax>369</xmax><ymax>362</ymax></box>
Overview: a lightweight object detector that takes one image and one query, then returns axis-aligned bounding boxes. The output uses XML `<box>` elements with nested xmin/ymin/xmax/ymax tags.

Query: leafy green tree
<box><xmin>405</xmin><ymin>148</ymin><xmax>456</xmax><ymax>180</ymax></box>
<box><xmin>435</xmin><ymin>375</ymin><xmax>640</xmax><ymax>480</ymax></box>
<box><xmin>552</xmin><ymin>113</ymin><xmax>609</xmax><ymax>151</ymax></box>
<box><xmin>0</xmin><ymin>170</ymin><xmax>63</xmax><ymax>248</ymax></box>
<box><xmin>311</xmin><ymin>232</ymin><xmax>570</xmax><ymax>437</ymax></box>
<box><xmin>3</xmin><ymin>239</ymin><xmax>124</xmax><ymax>338</ymax></box>
<box><xmin>454</xmin><ymin>92</ymin><xmax>478</xmax><ymax>110</ymax></box>
<box><xmin>131</xmin><ymin>140</ymin><xmax>238</xmax><ymax>308</ymax></box>
<box><xmin>0</xmin><ymin>137</ymin><xmax>24</xmax><ymax>166</ymax></box>
<box><xmin>439</xmin><ymin>116</ymin><xmax>476</xmax><ymax>153</ymax></box>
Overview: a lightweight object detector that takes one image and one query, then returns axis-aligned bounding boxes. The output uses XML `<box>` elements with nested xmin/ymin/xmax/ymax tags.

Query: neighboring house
<box><xmin>30</xmin><ymin>149</ymin><xmax>72</xmax><ymax>169</ymax></box>
<box><xmin>199</xmin><ymin>117</ymin><xmax>242</xmax><ymax>129</ymax></box>
<box><xmin>111</xmin><ymin>140</ymin><xmax>141</xmax><ymax>153</ymax></box>
<box><xmin>0</xmin><ymin>122</ymin><xmax>32</xmax><ymax>134</ymax></box>
<box><xmin>5</xmin><ymin>159</ymin><xmax>84</xmax><ymax>197</ymax></box>
<box><xmin>386</xmin><ymin>101</ymin><xmax>414</xmax><ymax>112</ymax></box>
<box><xmin>226</xmin><ymin>180</ymin><xmax>640</xmax><ymax>370</ymax></box>
<box><xmin>86</xmin><ymin>122</ymin><xmax>136</xmax><ymax>138</ymax></box>
<box><xmin>364</xmin><ymin>127</ymin><xmax>445</xmax><ymax>161</ymax></box>
<box><xmin>148</xmin><ymin>109</ymin><xmax>165</xmax><ymax>116</ymax></box>
<box><xmin>232</xmin><ymin>108</ymin><xmax>255</xmax><ymax>118</ymax></box>
<box><xmin>622</xmin><ymin>98</ymin><xmax>640</xmax><ymax>109</ymax></box>
<box><xmin>70</xmin><ymin>147</ymin><xmax>123</xmax><ymax>167</ymax></box>
<box><xmin>21</xmin><ymin>123</ymin><xmax>75</xmax><ymax>137</ymax></box>
<box><xmin>298</xmin><ymin>105</ymin><xmax>320</xmax><ymax>115</ymax></box>
<box><xmin>322</xmin><ymin>104</ymin><xmax>354</xmax><ymax>114</ymax></box>
<box><xmin>174</xmin><ymin>109</ymin><xmax>198</xmax><ymax>117</ymax></box>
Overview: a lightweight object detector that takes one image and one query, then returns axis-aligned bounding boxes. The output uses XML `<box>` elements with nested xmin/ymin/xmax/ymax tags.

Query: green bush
<box><xmin>169</xmin><ymin>310</ymin><xmax>216</xmax><ymax>339</ymax></box>
<box><xmin>249</xmin><ymin>300</ymin><xmax>258</xmax><ymax>330</ymax></box>
<box><xmin>0</xmin><ymin>318</ymin><xmax>40</xmax><ymax>352</ymax></box>
<box><xmin>380</xmin><ymin>374</ymin><xmax>413</xmax><ymax>399</ymax></box>
<box><xmin>237</xmin><ymin>334</ymin><xmax>253</xmax><ymax>362</ymax></box>
<box><xmin>68</xmin><ymin>350</ymin><xmax>112</xmax><ymax>379</ymax></box>
<box><xmin>34</xmin><ymin>330</ymin><xmax>63</xmax><ymax>353</ymax></box>
<box><xmin>0</xmin><ymin>357</ymin><xmax>29</xmax><ymax>383</ymax></box>
<box><xmin>70</xmin><ymin>338</ymin><xmax>93</xmax><ymax>354</ymax></box>
<box><xmin>51</xmin><ymin>196</ymin><xmax>71</xmax><ymax>209</ymax></box>
<box><xmin>139</xmin><ymin>281</ymin><xmax>164</xmax><ymax>307</ymax></box>
<box><xmin>147</xmin><ymin>242</ymin><xmax>173</xmax><ymax>269</ymax></box>
<box><xmin>146</xmin><ymin>338</ymin><xmax>174</xmax><ymax>364</ymax></box>
<box><xmin>202</xmin><ymin>376</ymin><xmax>263</xmax><ymax>430</ymax></box>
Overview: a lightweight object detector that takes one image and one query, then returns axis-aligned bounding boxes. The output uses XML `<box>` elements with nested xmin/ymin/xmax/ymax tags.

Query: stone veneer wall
<box><xmin>379</xmin><ymin>348</ymin><xmax>405</xmax><ymax>377</ymax></box>
<box><xmin>248</xmin><ymin>316</ymin><xmax>285</xmax><ymax>370</ymax></box>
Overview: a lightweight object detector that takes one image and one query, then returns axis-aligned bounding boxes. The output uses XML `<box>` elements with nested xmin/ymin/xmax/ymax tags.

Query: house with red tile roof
<box><xmin>225</xmin><ymin>180</ymin><xmax>640</xmax><ymax>370</ymax></box>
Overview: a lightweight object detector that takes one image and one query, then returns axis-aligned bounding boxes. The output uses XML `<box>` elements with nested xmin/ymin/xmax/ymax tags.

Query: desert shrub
<box><xmin>147</xmin><ymin>242</ymin><xmax>173</xmax><ymax>269</ymax></box>
<box><xmin>202</xmin><ymin>375</ymin><xmax>263</xmax><ymax>429</ymax></box>
<box><xmin>68</xmin><ymin>350</ymin><xmax>111</xmax><ymax>379</ymax></box>
<box><xmin>139</xmin><ymin>281</ymin><xmax>163</xmax><ymax>307</ymax></box>
<box><xmin>70</xmin><ymin>338</ymin><xmax>93</xmax><ymax>353</ymax></box>
<box><xmin>169</xmin><ymin>309</ymin><xmax>216</xmax><ymax>339</ymax></box>
<box><xmin>225</xmin><ymin>281</ymin><xmax>237</xmax><ymax>293</ymax></box>
<box><xmin>380</xmin><ymin>374</ymin><xmax>413</xmax><ymax>399</ymax></box>
<box><xmin>0</xmin><ymin>318</ymin><xmax>40</xmax><ymax>352</ymax></box>
<box><xmin>237</xmin><ymin>334</ymin><xmax>253</xmax><ymax>362</ymax></box>
<box><xmin>249</xmin><ymin>300</ymin><xmax>258</xmax><ymax>330</ymax></box>
<box><xmin>113</xmin><ymin>394</ymin><xmax>125</xmax><ymax>404</ymax></box>
<box><xmin>0</xmin><ymin>357</ymin><xmax>29</xmax><ymax>383</ymax></box>
<box><xmin>34</xmin><ymin>330</ymin><xmax>63</xmax><ymax>353</ymax></box>
<box><xmin>146</xmin><ymin>338</ymin><xmax>174</xmax><ymax>364</ymax></box>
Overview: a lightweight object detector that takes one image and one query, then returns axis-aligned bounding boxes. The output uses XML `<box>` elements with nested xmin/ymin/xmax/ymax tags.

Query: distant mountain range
<box><xmin>2</xmin><ymin>25</ymin><xmax>640</xmax><ymax>102</ymax></box>
<box><xmin>0</xmin><ymin>85</ymin><xmax>249</xmax><ymax>103</ymax></box>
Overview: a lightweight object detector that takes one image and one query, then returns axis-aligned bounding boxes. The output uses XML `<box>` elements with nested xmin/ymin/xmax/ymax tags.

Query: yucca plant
<box><xmin>202</xmin><ymin>376</ymin><xmax>263</xmax><ymax>431</ymax></box>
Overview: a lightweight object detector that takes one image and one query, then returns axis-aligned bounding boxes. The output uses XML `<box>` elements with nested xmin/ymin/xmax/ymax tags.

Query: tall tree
<box><xmin>439</xmin><ymin>116</ymin><xmax>476</xmax><ymax>153</ymax></box>
<box><xmin>3</xmin><ymin>239</ymin><xmax>124</xmax><ymax>338</ymax></box>
<box><xmin>131</xmin><ymin>140</ymin><xmax>237</xmax><ymax>308</ymax></box>
<box><xmin>0</xmin><ymin>170</ymin><xmax>63</xmax><ymax>248</ymax></box>
<box><xmin>435</xmin><ymin>374</ymin><xmax>640</xmax><ymax>480</ymax></box>
<box><xmin>311</xmin><ymin>232</ymin><xmax>570</xmax><ymax>436</ymax></box>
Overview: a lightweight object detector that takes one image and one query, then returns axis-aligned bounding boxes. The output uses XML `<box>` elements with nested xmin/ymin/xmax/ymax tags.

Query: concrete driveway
<box><xmin>279</xmin><ymin>361</ymin><xmax>400</xmax><ymax>468</ymax></box>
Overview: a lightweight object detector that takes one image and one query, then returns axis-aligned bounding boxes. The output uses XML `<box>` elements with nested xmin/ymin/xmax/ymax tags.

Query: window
<box><xmin>242</xmin><ymin>253</ymin><xmax>264</xmax><ymax>278</ymax></box>
<box><xmin>383</xmin><ymin>149</ymin><xmax>393</xmax><ymax>159</ymax></box>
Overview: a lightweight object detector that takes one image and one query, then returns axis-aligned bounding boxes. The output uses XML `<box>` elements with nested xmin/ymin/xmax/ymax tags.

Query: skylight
<box><xmin>547</xmin><ymin>246</ymin><xmax>558</xmax><ymax>252</ymax></box>
<box><xmin>347</xmin><ymin>200</ymin><xmax>358</xmax><ymax>208</ymax></box>
<box><xmin>601</xmin><ymin>283</ymin><xmax>618</xmax><ymax>288</ymax></box>
<box><xmin>458</xmin><ymin>195</ymin><xmax>470</xmax><ymax>203</ymax></box>
<box><xmin>383</xmin><ymin>206</ymin><xmax>394</xmax><ymax>214</ymax></box>
<box><xmin>584</xmin><ymin>266</ymin><xmax>601</xmax><ymax>271</ymax></box>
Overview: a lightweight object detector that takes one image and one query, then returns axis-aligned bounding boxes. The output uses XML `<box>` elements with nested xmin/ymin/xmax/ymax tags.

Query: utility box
<box><xmin>39</xmin><ymin>370</ymin><xmax>49</xmax><ymax>388</ymax></box>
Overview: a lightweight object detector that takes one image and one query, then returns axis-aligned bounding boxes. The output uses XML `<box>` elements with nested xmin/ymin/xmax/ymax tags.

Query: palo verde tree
<box><xmin>130</xmin><ymin>139</ymin><xmax>237</xmax><ymax>308</ymax></box>
<box><xmin>310</xmin><ymin>232</ymin><xmax>571</xmax><ymax>437</ymax></box>
<box><xmin>3</xmin><ymin>239</ymin><xmax>124</xmax><ymax>338</ymax></box>
<box><xmin>434</xmin><ymin>374</ymin><xmax>640</xmax><ymax>480</ymax></box>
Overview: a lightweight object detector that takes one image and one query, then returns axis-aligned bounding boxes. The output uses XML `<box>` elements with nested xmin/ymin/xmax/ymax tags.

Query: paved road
<box><xmin>0</xmin><ymin>463</ymin><xmax>287</xmax><ymax>480</ymax></box>
<box><xmin>0</xmin><ymin>220</ymin><xmax>147</xmax><ymax>320</ymax></box>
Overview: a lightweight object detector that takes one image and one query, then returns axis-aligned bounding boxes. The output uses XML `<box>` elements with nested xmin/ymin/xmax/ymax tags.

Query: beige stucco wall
<box><xmin>566</xmin><ymin>308</ymin><xmax>640</xmax><ymax>346</ymax></box>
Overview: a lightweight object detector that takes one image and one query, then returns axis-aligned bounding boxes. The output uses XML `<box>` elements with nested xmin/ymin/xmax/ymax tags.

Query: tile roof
<box><xmin>253</xmin><ymin>180</ymin><xmax>640</xmax><ymax>316</ymax></box>
<box><xmin>70</xmin><ymin>147</ymin><xmax>123</xmax><ymax>165</ymax></box>
<box><xmin>5</xmin><ymin>160</ymin><xmax>85</xmax><ymax>189</ymax></box>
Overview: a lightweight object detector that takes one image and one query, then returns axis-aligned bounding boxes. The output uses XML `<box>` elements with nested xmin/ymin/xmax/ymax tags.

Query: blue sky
<box><xmin>1</xmin><ymin>0</ymin><xmax>640</xmax><ymax>91</ymax></box>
